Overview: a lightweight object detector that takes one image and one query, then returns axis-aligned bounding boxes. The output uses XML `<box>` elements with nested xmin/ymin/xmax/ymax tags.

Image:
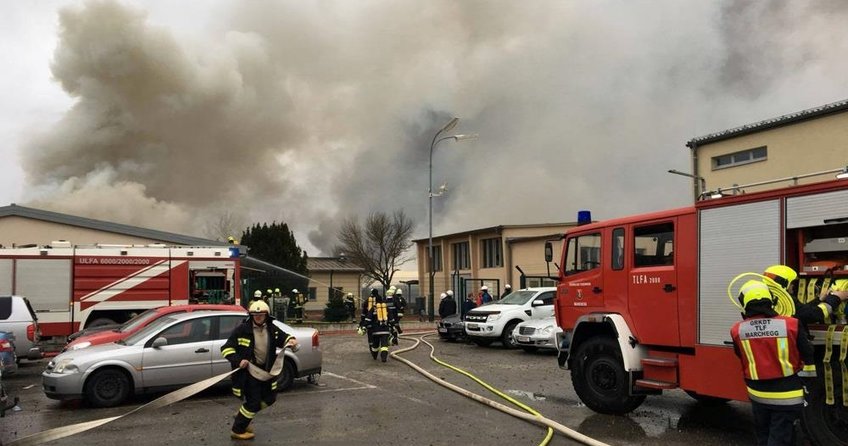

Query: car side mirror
<box><xmin>544</xmin><ymin>242</ymin><xmax>553</xmax><ymax>263</ymax></box>
<box><xmin>152</xmin><ymin>337</ymin><xmax>168</xmax><ymax>348</ymax></box>
<box><xmin>532</xmin><ymin>299</ymin><xmax>545</xmax><ymax>307</ymax></box>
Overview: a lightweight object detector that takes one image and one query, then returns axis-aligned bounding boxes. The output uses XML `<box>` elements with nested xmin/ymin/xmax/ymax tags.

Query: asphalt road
<box><xmin>1</xmin><ymin>332</ymin><xmax>761</xmax><ymax>446</ymax></box>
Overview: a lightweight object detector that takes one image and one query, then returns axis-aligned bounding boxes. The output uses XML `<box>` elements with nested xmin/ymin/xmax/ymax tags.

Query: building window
<box><xmin>428</xmin><ymin>245</ymin><xmax>443</xmax><ymax>272</ymax></box>
<box><xmin>481</xmin><ymin>238</ymin><xmax>503</xmax><ymax>268</ymax></box>
<box><xmin>453</xmin><ymin>242</ymin><xmax>470</xmax><ymax>270</ymax></box>
<box><xmin>308</xmin><ymin>287</ymin><xmax>317</xmax><ymax>301</ymax></box>
<box><xmin>712</xmin><ymin>146</ymin><xmax>767</xmax><ymax>170</ymax></box>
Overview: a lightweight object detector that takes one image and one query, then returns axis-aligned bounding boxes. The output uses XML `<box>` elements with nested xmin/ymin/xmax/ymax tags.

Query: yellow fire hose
<box><xmin>392</xmin><ymin>333</ymin><xmax>611</xmax><ymax>446</ymax></box>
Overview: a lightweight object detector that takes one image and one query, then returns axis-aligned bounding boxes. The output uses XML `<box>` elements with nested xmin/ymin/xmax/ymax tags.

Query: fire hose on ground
<box><xmin>392</xmin><ymin>332</ymin><xmax>611</xmax><ymax>446</ymax></box>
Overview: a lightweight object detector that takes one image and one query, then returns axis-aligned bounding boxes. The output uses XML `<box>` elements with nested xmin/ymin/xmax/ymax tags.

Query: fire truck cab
<box><xmin>553</xmin><ymin>176</ymin><xmax>848</xmax><ymax>446</ymax></box>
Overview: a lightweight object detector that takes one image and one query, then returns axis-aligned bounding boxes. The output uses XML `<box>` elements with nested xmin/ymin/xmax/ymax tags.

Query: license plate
<box><xmin>466</xmin><ymin>323</ymin><xmax>478</xmax><ymax>329</ymax></box>
<box><xmin>438</xmin><ymin>327</ymin><xmax>447</xmax><ymax>333</ymax></box>
<box><xmin>517</xmin><ymin>336</ymin><xmax>530</xmax><ymax>343</ymax></box>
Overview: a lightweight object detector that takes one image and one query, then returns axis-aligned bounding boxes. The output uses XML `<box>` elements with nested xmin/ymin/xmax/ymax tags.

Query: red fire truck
<box><xmin>551</xmin><ymin>175</ymin><xmax>848</xmax><ymax>445</ymax></box>
<box><xmin>0</xmin><ymin>242</ymin><xmax>243</xmax><ymax>343</ymax></box>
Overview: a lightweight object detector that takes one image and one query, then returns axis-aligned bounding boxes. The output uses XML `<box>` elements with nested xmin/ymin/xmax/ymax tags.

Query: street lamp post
<box><xmin>428</xmin><ymin>118</ymin><xmax>478</xmax><ymax>322</ymax></box>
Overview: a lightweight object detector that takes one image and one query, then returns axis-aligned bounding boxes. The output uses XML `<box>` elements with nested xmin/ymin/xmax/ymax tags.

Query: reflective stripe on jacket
<box><xmin>730</xmin><ymin>316</ymin><xmax>801</xmax><ymax>380</ymax></box>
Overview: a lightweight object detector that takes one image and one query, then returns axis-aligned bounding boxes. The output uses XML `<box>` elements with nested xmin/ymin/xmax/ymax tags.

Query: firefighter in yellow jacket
<box><xmin>221</xmin><ymin>300</ymin><xmax>298</xmax><ymax>440</ymax></box>
<box><xmin>730</xmin><ymin>280</ymin><xmax>814</xmax><ymax>446</ymax></box>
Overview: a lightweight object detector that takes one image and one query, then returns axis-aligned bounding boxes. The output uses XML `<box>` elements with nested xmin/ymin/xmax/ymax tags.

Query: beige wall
<box><xmin>305</xmin><ymin>271</ymin><xmax>361</xmax><ymax>311</ymax></box>
<box><xmin>0</xmin><ymin>216</ymin><xmax>165</xmax><ymax>247</ymax></box>
<box><xmin>694</xmin><ymin>112</ymin><xmax>848</xmax><ymax>196</ymax></box>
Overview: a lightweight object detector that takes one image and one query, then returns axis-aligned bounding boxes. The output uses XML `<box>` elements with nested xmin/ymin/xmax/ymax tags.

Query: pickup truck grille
<box><xmin>464</xmin><ymin>314</ymin><xmax>488</xmax><ymax>323</ymax></box>
<box><xmin>518</xmin><ymin>326</ymin><xmax>535</xmax><ymax>335</ymax></box>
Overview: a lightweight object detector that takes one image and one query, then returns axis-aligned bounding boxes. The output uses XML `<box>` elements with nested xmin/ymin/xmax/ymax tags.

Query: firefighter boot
<box><xmin>371</xmin><ymin>349</ymin><xmax>378</xmax><ymax>360</ymax></box>
<box><xmin>380</xmin><ymin>350</ymin><xmax>388</xmax><ymax>362</ymax></box>
<box><xmin>231</xmin><ymin>431</ymin><xmax>255</xmax><ymax>440</ymax></box>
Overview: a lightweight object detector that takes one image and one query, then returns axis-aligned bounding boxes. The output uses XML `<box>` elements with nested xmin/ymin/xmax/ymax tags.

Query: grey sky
<box><xmin>2</xmin><ymin>1</ymin><xmax>848</xmax><ymax>256</ymax></box>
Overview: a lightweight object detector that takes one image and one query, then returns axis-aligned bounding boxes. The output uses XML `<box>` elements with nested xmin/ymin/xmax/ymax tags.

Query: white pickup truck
<box><xmin>463</xmin><ymin>287</ymin><xmax>556</xmax><ymax>348</ymax></box>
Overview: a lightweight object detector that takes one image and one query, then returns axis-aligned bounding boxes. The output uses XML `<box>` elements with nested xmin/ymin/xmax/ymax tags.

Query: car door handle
<box><xmin>592</xmin><ymin>287</ymin><xmax>602</xmax><ymax>294</ymax></box>
<box><xmin>195</xmin><ymin>348</ymin><xmax>210</xmax><ymax>353</ymax></box>
<box><xmin>663</xmin><ymin>284</ymin><xmax>676</xmax><ymax>293</ymax></box>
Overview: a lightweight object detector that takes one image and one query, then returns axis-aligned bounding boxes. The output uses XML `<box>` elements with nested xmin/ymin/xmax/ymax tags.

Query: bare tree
<box><xmin>203</xmin><ymin>210</ymin><xmax>245</xmax><ymax>242</ymax></box>
<box><xmin>337</xmin><ymin>210</ymin><xmax>415</xmax><ymax>288</ymax></box>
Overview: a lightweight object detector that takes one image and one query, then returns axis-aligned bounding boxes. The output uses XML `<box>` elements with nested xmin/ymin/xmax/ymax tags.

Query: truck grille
<box><xmin>519</xmin><ymin>326</ymin><xmax>535</xmax><ymax>335</ymax></box>
<box><xmin>465</xmin><ymin>314</ymin><xmax>488</xmax><ymax>323</ymax></box>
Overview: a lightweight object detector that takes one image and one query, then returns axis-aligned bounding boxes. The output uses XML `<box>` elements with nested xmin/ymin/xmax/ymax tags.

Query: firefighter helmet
<box><xmin>481</xmin><ymin>286</ymin><xmax>488</xmax><ymax>291</ymax></box>
<box><xmin>292</xmin><ymin>289</ymin><xmax>299</xmax><ymax>294</ymax></box>
<box><xmin>740</xmin><ymin>280</ymin><xmax>773</xmax><ymax>308</ymax></box>
<box><xmin>440</xmin><ymin>292</ymin><xmax>447</xmax><ymax>299</ymax></box>
<box><xmin>832</xmin><ymin>279</ymin><xmax>848</xmax><ymax>292</ymax></box>
<box><xmin>249</xmin><ymin>300</ymin><xmax>271</xmax><ymax>314</ymax></box>
<box><xmin>395</xmin><ymin>288</ymin><xmax>403</xmax><ymax>295</ymax></box>
<box><xmin>274</xmin><ymin>288</ymin><xmax>280</xmax><ymax>293</ymax></box>
<box><xmin>505</xmin><ymin>284</ymin><xmax>512</xmax><ymax>289</ymax></box>
<box><xmin>370</xmin><ymin>288</ymin><xmax>380</xmax><ymax>297</ymax></box>
<box><xmin>253</xmin><ymin>290</ymin><xmax>262</xmax><ymax>298</ymax></box>
<box><xmin>446</xmin><ymin>290</ymin><xmax>454</xmax><ymax>297</ymax></box>
<box><xmin>386</xmin><ymin>288</ymin><xmax>395</xmax><ymax>296</ymax></box>
<box><xmin>266</xmin><ymin>288</ymin><xmax>273</xmax><ymax>294</ymax></box>
<box><xmin>763</xmin><ymin>265</ymin><xmax>797</xmax><ymax>289</ymax></box>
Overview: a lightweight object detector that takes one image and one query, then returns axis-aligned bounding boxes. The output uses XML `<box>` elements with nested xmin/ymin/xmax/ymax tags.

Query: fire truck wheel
<box><xmin>87</xmin><ymin>318</ymin><xmax>118</xmax><ymax>328</ymax></box>
<box><xmin>276</xmin><ymin>359</ymin><xmax>295</xmax><ymax>392</ymax></box>
<box><xmin>571</xmin><ymin>336</ymin><xmax>645</xmax><ymax>415</ymax></box>
<box><xmin>85</xmin><ymin>368</ymin><xmax>130</xmax><ymax>408</ymax></box>
<box><xmin>801</xmin><ymin>377</ymin><xmax>847</xmax><ymax>446</ymax></box>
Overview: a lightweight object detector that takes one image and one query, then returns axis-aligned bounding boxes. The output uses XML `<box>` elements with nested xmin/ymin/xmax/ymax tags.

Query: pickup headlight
<box><xmin>487</xmin><ymin>313</ymin><xmax>502</xmax><ymax>322</ymax></box>
<box><xmin>70</xmin><ymin>341</ymin><xmax>92</xmax><ymax>350</ymax></box>
<box><xmin>52</xmin><ymin>358</ymin><xmax>80</xmax><ymax>374</ymax></box>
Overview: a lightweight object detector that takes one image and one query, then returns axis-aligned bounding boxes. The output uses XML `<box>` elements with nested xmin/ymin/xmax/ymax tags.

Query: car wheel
<box><xmin>570</xmin><ymin>336</ymin><xmax>645</xmax><ymax>415</ymax></box>
<box><xmin>472</xmin><ymin>338</ymin><xmax>494</xmax><ymax>347</ymax></box>
<box><xmin>87</xmin><ymin>318</ymin><xmax>118</xmax><ymax>328</ymax></box>
<box><xmin>501</xmin><ymin>321</ymin><xmax>519</xmax><ymax>349</ymax></box>
<box><xmin>85</xmin><ymin>368</ymin><xmax>130</xmax><ymax>408</ymax></box>
<box><xmin>276</xmin><ymin>359</ymin><xmax>296</xmax><ymax>392</ymax></box>
<box><xmin>521</xmin><ymin>346</ymin><xmax>539</xmax><ymax>353</ymax></box>
<box><xmin>801</xmin><ymin>375</ymin><xmax>848</xmax><ymax>446</ymax></box>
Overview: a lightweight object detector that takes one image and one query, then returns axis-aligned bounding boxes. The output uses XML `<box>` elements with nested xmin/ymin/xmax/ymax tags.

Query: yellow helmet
<box><xmin>763</xmin><ymin>265</ymin><xmax>797</xmax><ymax>289</ymax></box>
<box><xmin>386</xmin><ymin>288</ymin><xmax>395</xmax><ymax>296</ymax></box>
<box><xmin>274</xmin><ymin>288</ymin><xmax>280</xmax><ymax>293</ymax></box>
<box><xmin>740</xmin><ymin>280</ymin><xmax>773</xmax><ymax>308</ymax></box>
<box><xmin>249</xmin><ymin>300</ymin><xmax>271</xmax><ymax>314</ymax></box>
<box><xmin>832</xmin><ymin>279</ymin><xmax>848</xmax><ymax>292</ymax></box>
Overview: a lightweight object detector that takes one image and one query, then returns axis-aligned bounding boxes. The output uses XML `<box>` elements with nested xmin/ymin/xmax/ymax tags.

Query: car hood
<box><xmin>467</xmin><ymin>303</ymin><xmax>520</xmax><ymax>314</ymax></box>
<box><xmin>52</xmin><ymin>341</ymin><xmax>138</xmax><ymax>365</ymax></box>
<box><xmin>66</xmin><ymin>330</ymin><xmax>126</xmax><ymax>350</ymax></box>
<box><xmin>518</xmin><ymin>318</ymin><xmax>559</xmax><ymax>329</ymax></box>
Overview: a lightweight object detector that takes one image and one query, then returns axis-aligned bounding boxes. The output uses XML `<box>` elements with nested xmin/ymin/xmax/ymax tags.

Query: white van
<box><xmin>463</xmin><ymin>287</ymin><xmax>556</xmax><ymax>348</ymax></box>
<box><xmin>0</xmin><ymin>296</ymin><xmax>42</xmax><ymax>361</ymax></box>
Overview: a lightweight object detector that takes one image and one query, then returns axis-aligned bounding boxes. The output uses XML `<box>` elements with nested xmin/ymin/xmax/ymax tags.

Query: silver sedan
<box><xmin>512</xmin><ymin>317</ymin><xmax>562</xmax><ymax>352</ymax></box>
<box><xmin>42</xmin><ymin>311</ymin><xmax>322</xmax><ymax>407</ymax></box>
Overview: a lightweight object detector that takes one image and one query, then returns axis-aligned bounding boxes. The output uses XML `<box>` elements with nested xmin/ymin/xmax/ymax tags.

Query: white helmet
<box><xmin>446</xmin><ymin>290</ymin><xmax>454</xmax><ymax>297</ymax></box>
<box><xmin>505</xmin><ymin>284</ymin><xmax>511</xmax><ymax>289</ymax></box>
<box><xmin>440</xmin><ymin>292</ymin><xmax>447</xmax><ymax>299</ymax></box>
<box><xmin>481</xmin><ymin>286</ymin><xmax>488</xmax><ymax>291</ymax></box>
<box><xmin>395</xmin><ymin>288</ymin><xmax>403</xmax><ymax>295</ymax></box>
<box><xmin>292</xmin><ymin>289</ymin><xmax>299</xmax><ymax>294</ymax></box>
<box><xmin>249</xmin><ymin>300</ymin><xmax>271</xmax><ymax>314</ymax></box>
<box><xmin>253</xmin><ymin>290</ymin><xmax>262</xmax><ymax>298</ymax></box>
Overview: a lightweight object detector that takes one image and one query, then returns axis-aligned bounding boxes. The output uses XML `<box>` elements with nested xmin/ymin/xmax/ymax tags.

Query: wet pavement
<box><xmin>1</xmin><ymin>332</ymin><xmax>761</xmax><ymax>445</ymax></box>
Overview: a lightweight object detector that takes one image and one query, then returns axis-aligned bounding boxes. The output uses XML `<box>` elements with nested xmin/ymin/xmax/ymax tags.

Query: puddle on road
<box><xmin>505</xmin><ymin>389</ymin><xmax>547</xmax><ymax>401</ymax></box>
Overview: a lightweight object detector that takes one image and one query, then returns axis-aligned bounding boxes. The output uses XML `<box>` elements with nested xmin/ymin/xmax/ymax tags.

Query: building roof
<box><xmin>307</xmin><ymin>257</ymin><xmax>365</xmax><ymax>272</ymax></box>
<box><xmin>0</xmin><ymin>203</ymin><xmax>230</xmax><ymax>247</ymax></box>
<box><xmin>411</xmin><ymin>222</ymin><xmax>577</xmax><ymax>243</ymax></box>
<box><xmin>687</xmin><ymin>98</ymin><xmax>848</xmax><ymax>147</ymax></box>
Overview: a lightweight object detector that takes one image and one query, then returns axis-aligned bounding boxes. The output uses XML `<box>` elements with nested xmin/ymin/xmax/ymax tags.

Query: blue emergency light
<box><xmin>577</xmin><ymin>210</ymin><xmax>591</xmax><ymax>225</ymax></box>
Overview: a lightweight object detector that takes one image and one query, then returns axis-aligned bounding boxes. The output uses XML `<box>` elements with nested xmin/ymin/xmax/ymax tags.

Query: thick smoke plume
<box><xmin>20</xmin><ymin>0</ymin><xmax>848</xmax><ymax>254</ymax></box>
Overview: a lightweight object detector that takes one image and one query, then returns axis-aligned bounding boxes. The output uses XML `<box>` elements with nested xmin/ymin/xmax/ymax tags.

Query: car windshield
<box><xmin>121</xmin><ymin>316</ymin><xmax>178</xmax><ymax>345</ymax></box>
<box><xmin>497</xmin><ymin>290</ymin><xmax>538</xmax><ymax>305</ymax></box>
<box><xmin>118</xmin><ymin>308</ymin><xmax>161</xmax><ymax>333</ymax></box>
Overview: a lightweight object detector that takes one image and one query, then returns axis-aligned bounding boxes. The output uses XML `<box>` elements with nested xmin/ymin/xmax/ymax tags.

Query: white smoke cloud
<box><xmin>16</xmin><ymin>0</ymin><xmax>848</xmax><ymax>254</ymax></box>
